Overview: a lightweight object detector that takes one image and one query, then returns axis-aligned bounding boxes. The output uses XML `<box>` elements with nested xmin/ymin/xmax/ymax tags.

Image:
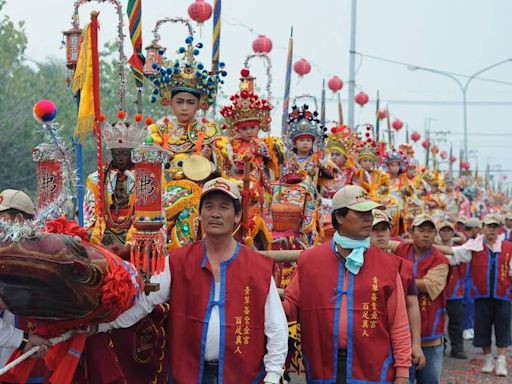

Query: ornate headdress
<box><xmin>355</xmin><ymin>126</ymin><xmax>379</xmax><ymax>162</ymax></box>
<box><xmin>326</xmin><ymin>125</ymin><xmax>356</xmax><ymax>157</ymax></box>
<box><xmin>383</xmin><ymin>147</ymin><xmax>408</xmax><ymax>169</ymax></box>
<box><xmin>103</xmin><ymin>111</ymin><xmax>147</xmax><ymax>150</ymax></box>
<box><xmin>220</xmin><ymin>68</ymin><xmax>272</xmax><ymax>135</ymax></box>
<box><xmin>399</xmin><ymin>143</ymin><xmax>415</xmax><ymax>159</ymax></box>
<box><xmin>285</xmin><ymin>104</ymin><xmax>325</xmax><ymax>149</ymax></box>
<box><xmin>149</xmin><ymin>35</ymin><xmax>227</xmax><ymax>110</ymax></box>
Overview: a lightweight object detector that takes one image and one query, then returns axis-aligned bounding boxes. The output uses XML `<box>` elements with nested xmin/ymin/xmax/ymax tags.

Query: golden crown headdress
<box><xmin>326</xmin><ymin>125</ymin><xmax>356</xmax><ymax>157</ymax></box>
<box><xmin>149</xmin><ymin>35</ymin><xmax>226</xmax><ymax>110</ymax></box>
<box><xmin>220</xmin><ymin>68</ymin><xmax>272</xmax><ymax>135</ymax></box>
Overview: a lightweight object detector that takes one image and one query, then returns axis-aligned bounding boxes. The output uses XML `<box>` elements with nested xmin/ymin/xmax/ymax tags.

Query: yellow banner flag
<box><xmin>73</xmin><ymin>24</ymin><xmax>95</xmax><ymax>142</ymax></box>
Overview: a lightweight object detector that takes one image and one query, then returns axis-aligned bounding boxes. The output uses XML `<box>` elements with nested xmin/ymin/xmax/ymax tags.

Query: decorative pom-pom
<box><xmin>185</xmin><ymin>36</ymin><xmax>194</xmax><ymax>44</ymax></box>
<box><xmin>117</xmin><ymin>110</ymin><xmax>127</xmax><ymax>120</ymax></box>
<box><xmin>99</xmin><ymin>113</ymin><xmax>106</xmax><ymax>122</ymax></box>
<box><xmin>134</xmin><ymin>113</ymin><xmax>143</xmax><ymax>122</ymax></box>
<box><xmin>33</xmin><ymin>99</ymin><xmax>57</xmax><ymax>123</ymax></box>
<box><xmin>145</xmin><ymin>117</ymin><xmax>154</xmax><ymax>126</ymax></box>
<box><xmin>241</xmin><ymin>68</ymin><xmax>250</xmax><ymax>77</ymax></box>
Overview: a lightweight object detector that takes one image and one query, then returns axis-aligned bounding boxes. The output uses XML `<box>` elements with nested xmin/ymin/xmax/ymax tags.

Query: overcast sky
<box><xmin>4</xmin><ymin>0</ymin><xmax>512</xmax><ymax>181</ymax></box>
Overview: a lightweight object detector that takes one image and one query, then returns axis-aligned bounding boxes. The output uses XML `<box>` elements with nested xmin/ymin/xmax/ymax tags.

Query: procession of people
<box><xmin>0</xmin><ymin>1</ymin><xmax>511</xmax><ymax>384</ymax></box>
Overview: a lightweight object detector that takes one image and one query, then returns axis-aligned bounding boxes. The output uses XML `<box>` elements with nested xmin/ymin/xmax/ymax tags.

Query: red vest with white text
<box><xmin>168</xmin><ymin>241</ymin><xmax>273</xmax><ymax>384</ymax></box>
<box><xmin>469</xmin><ymin>240</ymin><xmax>512</xmax><ymax>300</ymax></box>
<box><xmin>395</xmin><ymin>243</ymin><xmax>448</xmax><ymax>341</ymax></box>
<box><xmin>295</xmin><ymin>241</ymin><xmax>400</xmax><ymax>383</ymax></box>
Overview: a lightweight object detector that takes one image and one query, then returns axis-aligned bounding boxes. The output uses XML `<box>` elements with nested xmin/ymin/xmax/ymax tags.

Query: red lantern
<box><xmin>411</xmin><ymin>131</ymin><xmax>421</xmax><ymax>142</ymax></box>
<box><xmin>461</xmin><ymin>161</ymin><xmax>470</xmax><ymax>171</ymax></box>
<box><xmin>328</xmin><ymin>76</ymin><xmax>344</xmax><ymax>92</ymax></box>
<box><xmin>252</xmin><ymin>35</ymin><xmax>273</xmax><ymax>54</ymax></box>
<box><xmin>354</xmin><ymin>91</ymin><xmax>369</xmax><ymax>107</ymax></box>
<box><xmin>421</xmin><ymin>139</ymin><xmax>430</xmax><ymax>149</ymax></box>
<box><xmin>391</xmin><ymin>118</ymin><xmax>403</xmax><ymax>131</ymax></box>
<box><xmin>440</xmin><ymin>150</ymin><xmax>448</xmax><ymax>160</ymax></box>
<box><xmin>293</xmin><ymin>58</ymin><xmax>311</xmax><ymax>77</ymax></box>
<box><xmin>378</xmin><ymin>109</ymin><xmax>387</xmax><ymax>120</ymax></box>
<box><xmin>188</xmin><ymin>0</ymin><xmax>213</xmax><ymax>25</ymax></box>
<box><xmin>450</xmin><ymin>155</ymin><xmax>457</xmax><ymax>163</ymax></box>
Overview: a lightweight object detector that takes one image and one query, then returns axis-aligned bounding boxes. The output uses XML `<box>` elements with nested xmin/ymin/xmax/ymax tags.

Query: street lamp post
<box><xmin>408</xmin><ymin>58</ymin><xmax>512</xmax><ymax>161</ymax></box>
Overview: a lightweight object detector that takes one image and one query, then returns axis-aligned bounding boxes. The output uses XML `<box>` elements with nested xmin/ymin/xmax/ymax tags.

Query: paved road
<box><xmin>288</xmin><ymin>339</ymin><xmax>512</xmax><ymax>383</ymax></box>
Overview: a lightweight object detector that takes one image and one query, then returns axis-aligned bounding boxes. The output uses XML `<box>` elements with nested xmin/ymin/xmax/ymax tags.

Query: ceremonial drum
<box><xmin>271</xmin><ymin>183</ymin><xmax>307</xmax><ymax>233</ymax></box>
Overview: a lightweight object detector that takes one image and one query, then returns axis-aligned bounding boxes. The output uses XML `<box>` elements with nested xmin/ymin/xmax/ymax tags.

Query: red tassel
<box><xmin>135</xmin><ymin>246</ymin><xmax>141</xmax><ymax>272</ymax></box>
<box><xmin>48</xmin><ymin>333</ymin><xmax>87</xmax><ymax>384</ymax></box>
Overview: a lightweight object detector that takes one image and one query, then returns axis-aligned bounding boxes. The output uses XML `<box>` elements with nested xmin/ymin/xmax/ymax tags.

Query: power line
<box><xmin>354</xmin><ymin>51</ymin><xmax>512</xmax><ymax>87</ymax></box>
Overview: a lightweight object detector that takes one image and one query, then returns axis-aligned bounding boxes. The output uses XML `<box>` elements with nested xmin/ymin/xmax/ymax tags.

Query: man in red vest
<box><xmin>284</xmin><ymin>185</ymin><xmax>411</xmax><ymax>384</ymax></box>
<box><xmin>95</xmin><ymin>177</ymin><xmax>288</xmax><ymax>384</ymax></box>
<box><xmin>388</xmin><ymin>214</ymin><xmax>449</xmax><ymax>384</ymax></box>
<box><xmin>500</xmin><ymin>212</ymin><xmax>512</xmax><ymax>241</ymax></box>
<box><xmin>437</xmin><ymin>220</ymin><xmax>467</xmax><ymax>359</ymax></box>
<box><xmin>443</xmin><ymin>213</ymin><xmax>512</xmax><ymax>377</ymax></box>
<box><xmin>371</xmin><ymin>210</ymin><xmax>426</xmax><ymax>372</ymax></box>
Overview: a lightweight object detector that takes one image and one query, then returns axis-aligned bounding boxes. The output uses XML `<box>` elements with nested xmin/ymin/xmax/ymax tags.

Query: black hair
<box><xmin>199</xmin><ymin>191</ymin><xmax>242</xmax><ymax>215</ymax></box>
<box><xmin>331</xmin><ymin>207</ymin><xmax>349</xmax><ymax>231</ymax></box>
<box><xmin>171</xmin><ymin>90</ymin><xmax>201</xmax><ymax>102</ymax></box>
<box><xmin>1</xmin><ymin>208</ymin><xmax>34</xmax><ymax>221</ymax></box>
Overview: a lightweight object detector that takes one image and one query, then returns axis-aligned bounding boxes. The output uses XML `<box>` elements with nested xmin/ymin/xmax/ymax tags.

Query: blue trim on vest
<box><xmin>331</xmin><ymin>241</ymin><xmax>345</xmax><ymax>383</ymax></box>
<box><xmin>348</xmin><ymin>379</ymin><xmax>393</xmax><ymax>384</ymax></box>
<box><xmin>217</xmin><ymin>242</ymin><xmax>240</xmax><ymax>384</ymax></box>
<box><xmin>346</xmin><ymin>272</ymin><xmax>355</xmax><ymax>382</ymax></box>
<box><xmin>447</xmin><ymin>277</ymin><xmax>464</xmax><ymax>300</ymax></box>
<box><xmin>302</xmin><ymin>353</ymin><xmax>313</xmax><ymax>383</ymax></box>
<box><xmin>197</xmin><ymin>277</ymin><xmax>216</xmax><ymax>384</ymax></box>
<box><xmin>421</xmin><ymin>307</ymin><xmax>446</xmax><ymax>341</ymax></box>
<box><xmin>380</xmin><ymin>348</ymin><xmax>393</xmax><ymax>382</ymax></box>
<box><xmin>410</xmin><ymin>248</ymin><xmax>432</xmax><ymax>278</ymax></box>
<box><xmin>471</xmin><ymin>248</ymin><xmax>511</xmax><ymax>301</ymax></box>
<box><xmin>26</xmin><ymin>378</ymin><xmax>44</xmax><ymax>384</ymax></box>
<box><xmin>251</xmin><ymin>366</ymin><xmax>266</xmax><ymax>384</ymax></box>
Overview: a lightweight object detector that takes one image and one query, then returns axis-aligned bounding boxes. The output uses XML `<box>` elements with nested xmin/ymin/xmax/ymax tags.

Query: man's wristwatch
<box><xmin>18</xmin><ymin>331</ymin><xmax>29</xmax><ymax>350</ymax></box>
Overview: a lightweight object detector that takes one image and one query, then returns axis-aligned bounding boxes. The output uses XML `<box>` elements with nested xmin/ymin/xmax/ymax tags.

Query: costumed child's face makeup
<box><xmin>330</xmin><ymin>151</ymin><xmax>347</xmax><ymax>167</ymax></box>
<box><xmin>295</xmin><ymin>137</ymin><xmax>313</xmax><ymax>156</ymax></box>
<box><xmin>170</xmin><ymin>92</ymin><xmax>200</xmax><ymax>123</ymax></box>
<box><xmin>359</xmin><ymin>158</ymin><xmax>373</xmax><ymax>171</ymax></box>
<box><xmin>237</xmin><ymin>125</ymin><xmax>259</xmax><ymax>142</ymax></box>
<box><xmin>406</xmin><ymin>167</ymin><xmax>416</xmax><ymax>178</ymax></box>
<box><xmin>387</xmin><ymin>161</ymin><xmax>400</xmax><ymax>175</ymax></box>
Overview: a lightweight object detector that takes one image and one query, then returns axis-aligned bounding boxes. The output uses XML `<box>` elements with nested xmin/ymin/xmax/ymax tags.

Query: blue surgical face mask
<box><xmin>333</xmin><ymin>232</ymin><xmax>370</xmax><ymax>275</ymax></box>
